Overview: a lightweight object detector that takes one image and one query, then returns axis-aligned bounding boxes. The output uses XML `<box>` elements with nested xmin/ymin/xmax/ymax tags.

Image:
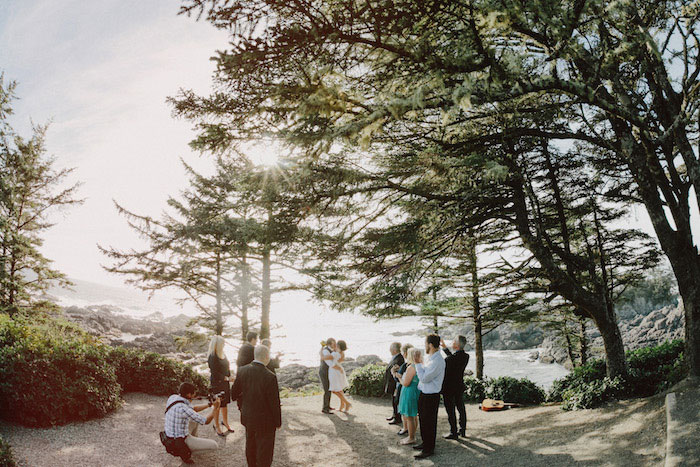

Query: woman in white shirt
<box><xmin>329</xmin><ymin>340</ymin><xmax>351</xmax><ymax>412</ymax></box>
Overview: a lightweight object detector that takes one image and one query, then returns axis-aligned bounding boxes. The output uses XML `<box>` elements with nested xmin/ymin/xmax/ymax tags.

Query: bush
<box><xmin>347</xmin><ymin>364</ymin><xmax>386</xmax><ymax>397</ymax></box>
<box><xmin>0</xmin><ymin>314</ymin><xmax>207</xmax><ymax>427</ymax></box>
<box><xmin>109</xmin><ymin>346</ymin><xmax>207</xmax><ymax>396</ymax></box>
<box><xmin>487</xmin><ymin>377</ymin><xmax>546</xmax><ymax>405</ymax></box>
<box><xmin>0</xmin><ymin>314</ymin><xmax>121</xmax><ymax>427</ymax></box>
<box><xmin>463</xmin><ymin>377</ymin><xmax>488</xmax><ymax>402</ymax></box>
<box><xmin>561</xmin><ymin>377</ymin><xmax>623</xmax><ymax>411</ymax></box>
<box><xmin>0</xmin><ymin>435</ymin><xmax>16</xmax><ymax>467</ymax></box>
<box><xmin>549</xmin><ymin>340</ymin><xmax>687</xmax><ymax>409</ymax></box>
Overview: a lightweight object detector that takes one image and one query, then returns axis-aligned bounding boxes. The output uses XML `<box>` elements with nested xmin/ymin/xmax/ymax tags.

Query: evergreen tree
<box><xmin>0</xmin><ymin>76</ymin><xmax>81</xmax><ymax>314</ymax></box>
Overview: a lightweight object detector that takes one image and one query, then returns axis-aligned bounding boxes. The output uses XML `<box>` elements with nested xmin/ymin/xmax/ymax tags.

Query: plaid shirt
<box><xmin>164</xmin><ymin>395</ymin><xmax>207</xmax><ymax>438</ymax></box>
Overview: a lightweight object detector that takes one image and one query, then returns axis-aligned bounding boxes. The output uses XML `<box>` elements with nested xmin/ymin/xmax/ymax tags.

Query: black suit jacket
<box><xmin>237</xmin><ymin>342</ymin><xmax>255</xmax><ymax>368</ymax></box>
<box><xmin>441</xmin><ymin>348</ymin><xmax>469</xmax><ymax>394</ymax></box>
<box><xmin>384</xmin><ymin>353</ymin><xmax>405</xmax><ymax>394</ymax></box>
<box><xmin>231</xmin><ymin>362</ymin><xmax>282</xmax><ymax>431</ymax></box>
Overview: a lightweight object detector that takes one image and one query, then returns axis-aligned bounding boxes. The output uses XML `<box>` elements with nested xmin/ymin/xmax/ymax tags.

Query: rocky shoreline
<box><xmin>60</xmin><ymin>299</ymin><xmax>686</xmax><ymax>386</ymax></box>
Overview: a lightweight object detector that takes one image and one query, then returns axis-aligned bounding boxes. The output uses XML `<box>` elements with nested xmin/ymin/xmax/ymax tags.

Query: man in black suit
<box><xmin>384</xmin><ymin>342</ymin><xmax>404</xmax><ymax>426</ymax></box>
<box><xmin>231</xmin><ymin>344</ymin><xmax>282</xmax><ymax>467</ymax></box>
<box><xmin>440</xmin><ymin>335</ymin><xmax>469</xmax><ymax>439</ymax></box>
<box><xmin>237</xmin><ymin>331</ymin><xmax>258</xmax><ymax>369</ymax></box>
<box><xmin>318</xmin><ymin>338</ymin><xmax>336</xmax><ymax>414</ymax></box>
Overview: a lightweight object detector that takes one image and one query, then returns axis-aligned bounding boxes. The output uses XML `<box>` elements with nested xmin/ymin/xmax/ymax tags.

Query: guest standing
<box><xmin>394</xmin><ymin>343</ymin><xmax>413</xmax><ymax>435</ymax></box>
<box><xmin>384</xmin><ymin>342</ymin><xmax>404</xmax><ymax>426</ymax></box>
<box><xmin>395</xmin><ymin>348</ymin><xmax>421</xmax><ymax>445</ymax></box>
<box><xmin>261</xmin><ymin>338</ymin><xmax>282</xmax><ymax>373</ymax></box>
<box><xmin>441</xmin><ymin>336</ymin><xmax>469</xmax><ymax>439</ymax></box>
<box><xmin>237</xmin><ymin>331</ymin><xmax>258</xmax><ymax>369</ymax></box>
<box><xmin>231</xmin><ymin>345</ymin><xmax>282</xmax><ymax>467</ymax></box>
<box><xmin>207</xmin><ymin>336</ymin><xmax>233</xmax><ymax>436</ymax></box>
<box><xmin>319</xmin><ymin>338</ymin><xmax>336</xmax><ymax>414</ymax></box>
<box><xmin>413</xmin><ymin>334</ymin><xmax>446</xmax><ymax>459</ymax></box>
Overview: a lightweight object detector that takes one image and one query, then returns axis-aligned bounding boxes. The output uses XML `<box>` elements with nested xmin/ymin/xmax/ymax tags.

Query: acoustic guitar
<box><xmin>480</xmin><ymin>398</ymin><xmax>521</xmax><ymax>411</ymax></box>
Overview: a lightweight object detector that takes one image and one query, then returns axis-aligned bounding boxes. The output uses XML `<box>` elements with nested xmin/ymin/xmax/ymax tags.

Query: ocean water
<box><xmin>51</xmin><ymin>279</ymin><xmax>569</xmax><ymax>389</ymax></box>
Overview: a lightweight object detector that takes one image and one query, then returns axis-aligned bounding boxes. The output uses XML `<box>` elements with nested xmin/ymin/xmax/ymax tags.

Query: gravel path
<box><xmin>0</xmin><ymin>393</ymin><xmax>665</xmax><ymax>466</ymax></box>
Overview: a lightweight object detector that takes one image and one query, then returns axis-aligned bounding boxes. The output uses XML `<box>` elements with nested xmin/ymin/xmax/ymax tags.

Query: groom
<box><xmin>319</xmin><ymin>338</ymin><xmax>336</xmax><ymax>414</ymax></box>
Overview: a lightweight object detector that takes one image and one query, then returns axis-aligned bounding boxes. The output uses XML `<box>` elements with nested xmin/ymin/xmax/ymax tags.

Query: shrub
<box><xmin>463</xmin><ymin>377</ymin><xmax>488</xmax><ymax>402</ymax></box>
<box><xmin>561</xmin><ymin>377</ymin><xmax>623</xmax><ymax>411</ymax></box>
<box><xmin>0</xmin><ymin>314</ymin><xmax>122</xmax><ymax>427</ymax></box>
<box><xmin>487</xmin><ymin>377</ymin><xmax>546</xmax><ymax>405</ymax></box>
<box><xmin>0</xmin><ymin>435</ymin><xmax>16</xmax><ymax>467</ymax></box>
<box><xmin>0</xmin><ymin>314</ymin><xmax>208</xmax><ymax>427</ymax></box>
<box><xmin>109</xmin><ymin>346</ymin><xmax>207</xmax><ymax>396</ymax></box>
<box><xmin>347</xmin><ymin>364</ymin><xmax>386</xmax><ymax>397</ymax></box>
<box><xmin>549</xmin><ymin>340</ymin><xmax>687</xmax><ymax>409</ymax></box>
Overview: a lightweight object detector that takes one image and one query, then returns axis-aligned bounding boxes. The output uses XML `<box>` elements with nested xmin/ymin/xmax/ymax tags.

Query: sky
<box><xmin>0</xmin><ymin>0</ymin><xmax>234</xmax><ymax>286</ymax></box>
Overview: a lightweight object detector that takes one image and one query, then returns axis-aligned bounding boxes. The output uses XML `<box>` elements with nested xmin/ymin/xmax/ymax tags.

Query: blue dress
<box><xmin>398</xmin><ymin>372</ymin><xmax>419</xmax><ymax>417</ymax></box>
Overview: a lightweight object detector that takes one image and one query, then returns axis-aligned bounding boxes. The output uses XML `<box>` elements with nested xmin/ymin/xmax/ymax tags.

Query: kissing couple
<box><xmin>318</xmin><ymin>337</ymin><xmax>352</xmax><ymax>414</ymax></box>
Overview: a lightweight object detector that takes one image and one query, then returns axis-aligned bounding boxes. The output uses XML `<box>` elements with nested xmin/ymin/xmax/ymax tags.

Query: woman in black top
<box><xmin>208</xmin><ymin>335</ymin><xmax>233</xmax><ymax>435</ymax></box>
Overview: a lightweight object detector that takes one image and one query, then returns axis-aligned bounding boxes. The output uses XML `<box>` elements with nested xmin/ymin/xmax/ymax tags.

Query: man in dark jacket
<box><xmin>237</xmin><ymin>331</ymin><xmax>258</xmax><ymax>369</ymax></box>
<box><xmin>231</xmin><ymin>344</ymin><xmax>282</xmax><ymax>467</ymax></box>
<box><xmin>384</xmin><ymin>342</ymin><xmax>404</xmax><ymax>425</ymax></box>
<box><xmin>440</xmin><ymin>335</ymin><xmax>469</xmax><ymax>439</ymax></box>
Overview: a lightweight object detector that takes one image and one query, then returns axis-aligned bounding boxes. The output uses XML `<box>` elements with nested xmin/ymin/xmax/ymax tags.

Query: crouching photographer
<box><xmin>160</xmin><ymin>382</ymin><xmax>221</xmax><ymax>464</ymax></box>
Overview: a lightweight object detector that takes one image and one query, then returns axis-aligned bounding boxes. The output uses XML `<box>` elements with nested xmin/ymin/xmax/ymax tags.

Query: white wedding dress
<box><xmin>328</xmin><ymin>351</ymin><xmax>348</xmax><ymax>391</ymax></box>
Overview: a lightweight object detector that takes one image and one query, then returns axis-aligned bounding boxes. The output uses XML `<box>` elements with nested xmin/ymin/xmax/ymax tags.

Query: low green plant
<box><xmin>487</xmin><ymin>377</ymin><xmax>546</xmax><ymax>405</ymax></box>
<box><xmin>561</xmin><ymin>377</ymin><xmax>623</xmax><ymax>411</ymax></box>
<box><xmin>0</xmin><ymin>435</ymin><xmax>16</xmax><ymax>467</ymax></box>
<box><xmin>109</xmin><ymin>346</ymin><xmax>207</xmax><ymax>396</ymax></box>
<box><xmin>463</xmin><ymin>377</ymin><xmax>488</xmax><ymax>402</ymax></box>
<box><xmin>0</xmin><ymin>314</ymin><xmax>208</xmax><ymax>427</ymax></box>
<box><xmin>347</xmin><ymin>364</ymin><xmax>386</xmax><ymax>397</ymax></box>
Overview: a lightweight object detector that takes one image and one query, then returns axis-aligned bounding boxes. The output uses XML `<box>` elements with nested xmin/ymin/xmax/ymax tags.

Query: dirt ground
<box><xmin>0</xmin><ymin>392</ymin><xmax>666</xmax><ymax>466</ymax></box>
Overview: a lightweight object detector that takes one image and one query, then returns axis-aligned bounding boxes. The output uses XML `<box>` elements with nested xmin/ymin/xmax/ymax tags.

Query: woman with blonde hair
<box><xmin>397</xmin><ymin>348</ymin><xmax>421</xmax><ymax>445</ymax></box>
<box><xmin>207</xmin><ymin>335</ymin><xmax>233</xmax><ymax>436</ymax></box>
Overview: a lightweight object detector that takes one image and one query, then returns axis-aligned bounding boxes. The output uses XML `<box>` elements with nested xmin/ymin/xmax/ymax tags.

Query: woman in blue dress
<box><xmin>397</xmin><ymin>348</ymin><xmax>421</xmax><ymax>445</ymax></box>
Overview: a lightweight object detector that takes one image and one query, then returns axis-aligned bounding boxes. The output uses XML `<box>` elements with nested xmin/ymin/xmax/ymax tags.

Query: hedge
<box><xmin>0</xmin><ymin>314</ymin><xmax>207</xmax><ymax>427</ymax></box>
<box><xmin>347</xmin><ymin>364</ymin><xmax>386</xmax><ymax>397</ymax></box>
<box><xmin>0</xmin><ymin>435</ymin><xmax>16</xmax><ymax>467</ymax></box>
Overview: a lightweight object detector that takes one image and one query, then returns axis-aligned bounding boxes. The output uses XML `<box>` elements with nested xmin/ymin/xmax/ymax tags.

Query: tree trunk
<box><xmin>594</xmin><ymin>310</ymin><xmax>627</xmax><ymax>378</ymax></box>
<box><xmin>467</xmin><ymin>235</ymin><xmax>484</xmax><ymax>380</ymax></box>
<box><xmin>240</xmin><ymin>251</ymin><xmax>249</xmax><ymax>341</ymax></box>
<box><xmin>678</xmin><ymin>278</ymin><xmax>700</xmax><ymax>378</ymax></box>
<box><xmin>563</xmin><ymin>326</ymin><xmax>577</xmax><ymax>368</ymax></box>
<box><xmin>473</xmin><ymin>313</ymin><xmax>484</xmax><ymax>380</ymax></box>
<box><xmin>579</xmin><ymin>316</ymin><xmax>589</xmax><ymax>366</ymax></box>
<box><xmin>215</xmin><ymin>252</ymin><xmax>223</xmax><ymax>335</ymax></box>
<box><xmin>261</xmin><ymin>246</ymin><xmax>271</xmax><ymax>339</ymax></box>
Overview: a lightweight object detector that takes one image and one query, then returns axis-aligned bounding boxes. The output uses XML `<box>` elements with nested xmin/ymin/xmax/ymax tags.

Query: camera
<box><xmin>208</xmin><ymin>391</ymin><xmax>225</xmax><ymax>404</ymax></box>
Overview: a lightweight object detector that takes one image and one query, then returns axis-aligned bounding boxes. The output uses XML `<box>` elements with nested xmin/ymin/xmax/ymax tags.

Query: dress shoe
<box><xmin>459</xmin><ymin>429</ymin><xmax>466</xmax><ymax>437</ymax></box>
<box><xmin>322</xmin><ymin>409</ymin><xmax>332</xmax><ymax>414</ymax></box>
<box><xmin>397</xmin><ymin>429</ymin><xmax>408</xmax><ymax>436</ymax></box>
<box><xmin>414</xmin><ymin>451</ymin><xmax>434</xmax><ymax>459</ymax></box>
<box><xmin>182</xmin><ymin>458</ymin><xmax>195</xmax><ymax>464</ymax></box>
<box><xmin>443</xmin><ymin>433</ymin><xmax>459</xmax><ymax>440</ymax></box>
<box><xmin>412</xmin><ymin>444</ymin><xmax>424</xmax><ymax>451</ymax></box>
<box><xmin>386</xmin><ymin>416</ymin><xmax>395</xmax><ymax>421</ymax></box>
<box><xmin>389</xmin><ymin>420</ymin><xmax>402</xmax><ymax>426</ymax></box>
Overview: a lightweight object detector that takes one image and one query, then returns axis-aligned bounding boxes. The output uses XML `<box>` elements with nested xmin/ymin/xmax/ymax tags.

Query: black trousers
<box><xmin>418</xmin><ymin>392</ymin><xmax>440</xmax><ymax>453</ymax></box>
<box><xmin>319</xmin><ymin>367</ymin><xmax>331</xmax><ymax>411</ymax></box>
<box><xmin>245</xmin><ymin>426</ymin><xmax>276</xmax><ymax>467</ymax></box>
<box><xmin>392</xmin><ymin>385</ymin><xmax>402</xmax><ymax>422</ymax></box>
<box><xmin>443</xmin><ymin>390</ymin><xmax>467</xmax><ymax>434</ymax></box>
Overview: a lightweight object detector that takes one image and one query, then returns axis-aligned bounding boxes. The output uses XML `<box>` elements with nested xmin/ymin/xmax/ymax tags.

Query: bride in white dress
<box><xmin>329</xmin><ymin>340</ymin><xmax>351</xmax><ymax>412</ymax></box>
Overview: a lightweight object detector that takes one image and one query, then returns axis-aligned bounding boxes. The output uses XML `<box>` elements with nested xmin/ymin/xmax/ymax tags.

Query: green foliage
<box><xmin>0</xmin><ymin>314</ymin><xmax>207</xmax><ymax>427</ymax></box>
<box><xmin>561</xmin><ymin>377</ymin><xmax>624</xmax><ymax>411</ymax></box>
<box><xmin>109</xmin><ymin>346</ymin><xmax>207</xmax><ymax>396</ymax></box>
<box><xmin>463</xmin><ymin>377</ymin><xmax>488</xmax><ymax>402</ymax></box>
<box><xmin>549</xmin><ymin>340</ymin><xmax>687</xmax><ymax>409</ymax></box>
<box><xmin>0</xmin><ymin>314</ymin><xmax>121</xmax><ymax>427</ymax></box>
<box><xmin>0</xmin><ymin>434</ymin><xmax>16</xmax><ymax>467</ymax></box>
<box><xmin>347</xmin><ymin>364</ymin><xmax>386</xmax><ymax>397</ymax></box>
<box><xmin>486</xmin><ymin>377</ymin><xmax>546</xmax><ymax>405</ymax></box>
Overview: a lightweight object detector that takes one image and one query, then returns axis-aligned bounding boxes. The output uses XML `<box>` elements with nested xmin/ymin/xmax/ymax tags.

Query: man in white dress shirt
<box><xmin>413</xmin><ymin>334</ymin><xmax>446</xmax><ymax>459</ymax></box>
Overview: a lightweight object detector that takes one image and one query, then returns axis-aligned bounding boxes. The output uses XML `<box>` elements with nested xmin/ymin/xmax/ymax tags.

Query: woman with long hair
<box><xmin>397</xmin><ymin>348</ymin><xmax>421</xmax><ymax>445</ymax></box>
<box><xmin>207</xmin><ymin>335</ymin><xmax>233</xmax><ymax>436</ymax></box>
<box><xmin>329</xmin><ymin>340</ymin><xmax>351</xmax><ymax>412</ymax></box>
